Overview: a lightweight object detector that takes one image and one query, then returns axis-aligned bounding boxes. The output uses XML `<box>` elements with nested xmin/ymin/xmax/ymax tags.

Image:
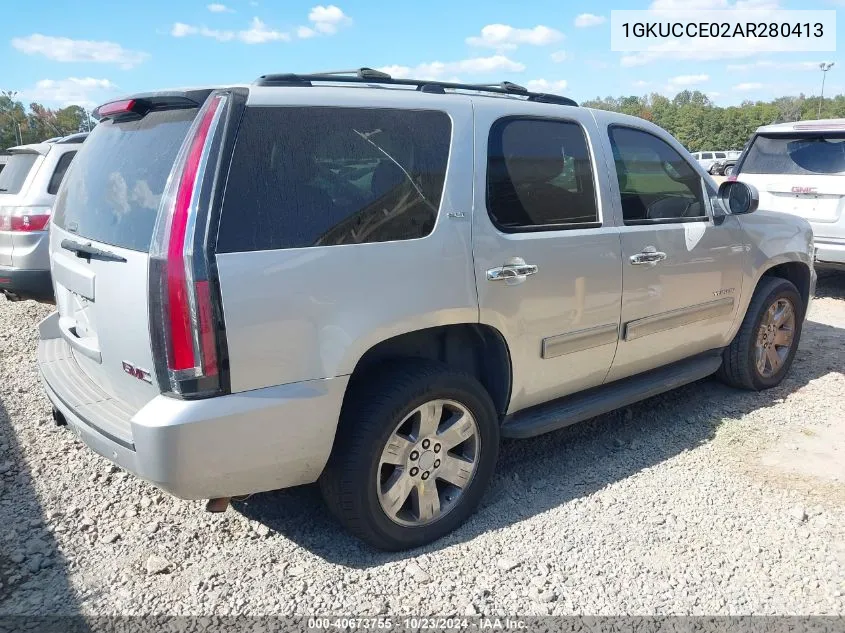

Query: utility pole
<box><xmin>818</xmin><ymin>62</ymin><xmax>835</xmax><ymax>119</ymax></box>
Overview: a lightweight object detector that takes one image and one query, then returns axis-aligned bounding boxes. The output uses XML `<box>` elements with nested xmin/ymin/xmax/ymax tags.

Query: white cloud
<box><xmin>734</xmin><ymin>82</ymin><xmax>764</xmax><ymax>91</ymax></box>
<box><xmin>668</xmin><ymin>74</ymin><xmax>709</xmax><ymax>86</ymax></box>
<box><xmin>306</xmin><ymin>5</ymin><xmax>352</xmax><ymax>35</ymax></box>
<box><xmin>207</xmin><ymin>3</ymin><xmax>234</xmax><ymax>12</ymax></box>
<box><xmin>170</xmin><ymin>22</ymin><xmax>235</xmax><ymax>41</ymax></box>
<box><xmin>21</xmin><ymin>77</ymin><xmax>118</xmax><ymax>108</ymax></box>
<box><xmin>297</xmin><ymin>26</ymin><xmax>317</xmax><ymax>39</ymax></box>
<box><xmin>11</xmin><ymin>34</ymin><xmax>148</xmax><ymax>69</ymax></box>
<box><xmin>574</xmin><ymin>14</ymin><xmax>606</xmax><ymax>28</ymax></box>
<box><xmin>525</xmin><ymin>79</ymin><xmax>568</xmax><ymax>94</ymax></box>
<box><xmin>550</xmin><ymin>50</ymin><xmax>568</xmax><ymax>63</ymax></box>
<box><xmin>239</xmin><ymin>17</ymin><xmax>289</xmax><ymax>43</ymax></box>
<box><xmin>727</xmin><ymin>59</ymin><xmax>825</xmax><ymax>72</ymax></box>
<box><xmin>170</xmin><ymin>17</ymin><xmax>287</xmax><ymax>43</ymax></box>
<box><xmin>633</xmin><ymin>80</ymin><xmax>650</xmax><ymax>87</ymax></box>
<box><xmin>380</xmin><ymin>55</ymin><xmax>525</xmax><ymax>80</ymax></box>
<box><xmin>466</xmin><ymin>24</ymin><xmax>563</xmax><ymax>50</ymax></box>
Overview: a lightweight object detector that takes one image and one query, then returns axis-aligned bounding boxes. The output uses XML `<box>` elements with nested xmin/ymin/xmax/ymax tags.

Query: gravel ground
<box><xmin>1</xmin><ymin>273</ymin><xmax>844</xmax><ymax>616</ymax></box>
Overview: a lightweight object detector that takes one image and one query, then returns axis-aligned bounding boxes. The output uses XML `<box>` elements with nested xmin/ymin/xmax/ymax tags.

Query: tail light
<box><xmin>149</xmin><ymin>93</ymin><xmax>229</xmax><ymax>397</ymax></box>
<box><xmin>727</xmin><ymin>175</ymin><xmax>738</xmax><ymax>182</ymax></box>
<box><xmin>0</xmin><ymin>206</ymin><xmax>51</xmax><ymax>232</ymax></box>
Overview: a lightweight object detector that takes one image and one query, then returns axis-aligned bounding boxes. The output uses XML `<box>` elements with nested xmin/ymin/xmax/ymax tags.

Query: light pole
<box><xmin>818</xmin><ymin>62</ymin><xmax>835</xmax><ymax>119</ymax></box>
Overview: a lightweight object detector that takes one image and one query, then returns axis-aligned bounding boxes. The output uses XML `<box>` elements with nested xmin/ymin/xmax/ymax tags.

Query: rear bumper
<box><xmin>814</xmin><ymin>238</ymin><xmax>845</xmax><ymax>269</ymax></box>
<box><xmin>0</xmin><ymin>266</ymin><xmax>53</xmax><ymax>301</ymax></box>
<box><xmin>37</xmin><ymin>312</ymin><xmax>347</xmax><ymax>499</ymax></box>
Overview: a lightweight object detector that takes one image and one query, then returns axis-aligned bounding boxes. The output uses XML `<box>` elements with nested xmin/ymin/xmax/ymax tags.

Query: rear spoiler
<box><xmin>93</xmin><ymin>89</ymin><xmax>214</xmax><ymax>122</ymax></box>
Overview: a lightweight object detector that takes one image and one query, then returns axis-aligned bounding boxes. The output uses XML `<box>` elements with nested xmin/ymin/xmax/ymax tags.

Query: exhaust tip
<box><xmin>205</xmin><ymin>497</ymin><xmax>230</xmax><ymax>513</ymax></box>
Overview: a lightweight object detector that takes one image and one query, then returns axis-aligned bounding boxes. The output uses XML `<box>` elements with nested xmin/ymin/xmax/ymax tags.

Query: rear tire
<box><xmin>718</xmin><ymin>277</ymin><xmax>804</xmax><ymax>391</ymax></box>
<box><xmin>320</xmin><ymin>360</ymin><xmax>499</xmax><ymax>551</ymax></box>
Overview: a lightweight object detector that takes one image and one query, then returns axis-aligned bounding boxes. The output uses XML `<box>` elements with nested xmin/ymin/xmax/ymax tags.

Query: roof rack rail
<box><xmin>253</xmin><ymin>68</ymin><xmax>578</xmax><ymax>106</ymax></box>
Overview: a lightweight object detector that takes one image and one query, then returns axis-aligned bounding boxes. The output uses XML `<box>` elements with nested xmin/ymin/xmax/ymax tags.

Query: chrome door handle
<box><xmin>630</xmin><ymin>250</ymin><xmax>667</xmax><ymax>265</ymax></box>
<box><xmin>487</xmin><ymin>263</ymin><xmax>539</xmax><ymax>281</ymax></box>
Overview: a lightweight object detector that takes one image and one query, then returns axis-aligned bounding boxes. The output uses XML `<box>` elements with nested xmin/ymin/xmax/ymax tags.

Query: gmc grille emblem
<box><xmin>791</xmin><ymin>186</ymin><xmax>817</xmax><ymax>194</ymax></box>
<box><xmin>122</xmin><ymin>361</ymin><xmax>152</xmax><ymax>384</ymax></box>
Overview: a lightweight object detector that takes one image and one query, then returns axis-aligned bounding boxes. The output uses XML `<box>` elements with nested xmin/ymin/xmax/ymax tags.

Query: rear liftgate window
<box><xmin>217</xmin><ymin>107</ymin><xmax>452</xmax><ymax>252</ymax></box>
<box><xmin>741</xmin><ymin>133</ymin><xmax>845</xmax><ymax>176</ymax></box>
<box><xmin>52</xmin><ymin>108</ymin><xmax>197</xmax><ymax>252</ymax></box>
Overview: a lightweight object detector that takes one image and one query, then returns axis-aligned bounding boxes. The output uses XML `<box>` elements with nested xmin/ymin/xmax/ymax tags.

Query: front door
<box><xmin>601</xmin><ymin>124</ymin><xmax>745</xmax><ymax>382</ymax></box>
<box><xmin>472</xmin><ymin>108</ymin><xmax>623</xmax><ymax>414</ymax></box>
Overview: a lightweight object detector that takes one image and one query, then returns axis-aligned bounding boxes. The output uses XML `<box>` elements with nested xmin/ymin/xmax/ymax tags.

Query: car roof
<box><xmin>755</xmin><ymin>118</ymin><xmax>845</xmax><ymax>134</ymax></box>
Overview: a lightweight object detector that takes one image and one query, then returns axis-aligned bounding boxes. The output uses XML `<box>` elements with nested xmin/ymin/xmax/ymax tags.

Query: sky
<box><xmin>2</xmin><ymin>0</ymin><xmax>843</xmax><ymax>111</ymax></box>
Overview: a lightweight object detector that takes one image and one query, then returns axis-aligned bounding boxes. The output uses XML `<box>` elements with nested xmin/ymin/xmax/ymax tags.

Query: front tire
<box><xmin>718</xmin><ymin>277</ymin><xmax>804</xmax><ymax>390</ymax></box>
<box><xmin>320</xmin><ymin>360</ymin><xmax>499</xmax><ymax>550</ymax></box>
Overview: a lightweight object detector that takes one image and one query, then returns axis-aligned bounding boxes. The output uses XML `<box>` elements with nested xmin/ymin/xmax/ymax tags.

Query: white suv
<box><xmin>736</xmin><ymin>119</ymin><xmax>845</xmax><ymax>270</ymax></box>
<box><xmin>0</xmin><ymin>133</ymin><xmax>86</xmax><ymax>301</ymax></box>
<box><xmin>37</xmin><ymin>71</ymin><xmax>815</xmax><ymax>550</ymax></box>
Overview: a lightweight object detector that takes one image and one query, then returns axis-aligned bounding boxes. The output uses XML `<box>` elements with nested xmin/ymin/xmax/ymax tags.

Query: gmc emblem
<box><xmin>791</xmin><ymin>186</ymin><xmax>817</xmax><ymax>194</ymax></box>
<box><xmin>122</xmin><ymin>361</ymin><xmax>152</xmax><ymax>384</ymax></box>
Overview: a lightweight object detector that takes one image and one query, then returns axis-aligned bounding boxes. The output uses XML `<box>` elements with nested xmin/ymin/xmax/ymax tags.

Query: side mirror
<box><xmin>718</xmin><ymin>180</ymin><xmax>759</xmax><ymax>215</ymax></box>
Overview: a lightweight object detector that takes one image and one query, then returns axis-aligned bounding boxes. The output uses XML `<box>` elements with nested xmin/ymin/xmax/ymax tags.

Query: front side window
<box><xmin>486</xmin><ymin>118</ymin><xmax>599</xmax><ymax>231</ymax></box>
<box><xmin>217</xmin><ymin>107</ymin><xmax>452</xmax><ymax>253</ymax></box>
<box><xmin>609</xmin><ymin>126</ymin><xmax>707</xmax><ymax>224</ymax></box>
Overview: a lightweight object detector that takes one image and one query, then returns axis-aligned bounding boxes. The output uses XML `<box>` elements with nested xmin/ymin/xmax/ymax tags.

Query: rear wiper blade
<box><xmin>60</xmin><ymin>239</ymin><xmax>127</xmax><ymax>263</ymax></box>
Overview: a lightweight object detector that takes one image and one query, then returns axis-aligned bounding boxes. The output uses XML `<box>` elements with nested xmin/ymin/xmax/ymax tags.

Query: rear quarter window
<box><xmin>47</xmin><ymin>151</ymin><xmax>77</xmax><ymax>195</ymax></box>
<box><xmin>217</xmin><ymin>106</ymin><xmax>452</xmax><ymax>253</ymax></box>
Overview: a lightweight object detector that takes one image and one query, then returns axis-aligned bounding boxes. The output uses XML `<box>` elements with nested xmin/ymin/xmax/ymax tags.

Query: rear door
<box><xmin>49</xmin><ymin>104</ymin><xmax>200</xmax><ymax>409</ymax></box>
<box><xmin>472</xmin><ymin>104</ymin><xmax>623</xmax><ymax>414</ymax></box>
<box><xmin>737</xmin><ymin>132</ymin><xmax>845</xmax><ymax>227</ymax></box>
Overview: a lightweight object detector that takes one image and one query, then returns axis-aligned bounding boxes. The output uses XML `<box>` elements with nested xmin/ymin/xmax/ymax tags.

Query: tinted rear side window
<box><xmin>52</xmin><ymin>108</ymin><xmax>196</xmax><ymax>252</ymax></box>
<box><xmin>741</xmin><ymin>133</ymin><xmax>845</xmax><ymax>175</ymax></box>
<box><xmin>0</xmin><ymin>153</ymin><xmax>39</xmax><ymax>195</ymax></box>
<box><xmin>47</xmin><ymin>151</ymin><xmax>77</xmax><ymax>195</ymax></box>
<box><xmin>217</xmin><ymin>106</ymin><xmax>452</xmax><ymax>253</ymax></box>
<box><xmin>487</xmin><ymin>118</ymin><xmax>599</xmax><ymax>231</ymax></box>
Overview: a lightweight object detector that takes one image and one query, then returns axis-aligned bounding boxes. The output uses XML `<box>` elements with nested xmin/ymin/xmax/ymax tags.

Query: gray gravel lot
<box><xmin>1</xmin><ymin>273</ymin><xmax>844</xmax><ymax>616</ymax></box>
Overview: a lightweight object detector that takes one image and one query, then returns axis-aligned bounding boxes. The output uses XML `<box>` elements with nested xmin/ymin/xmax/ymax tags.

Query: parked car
<box><xmin>37</xmin><ymin>71</ymin><xmax>815</xmax><ymax>550</ymax></box>
<box><xmin>692</xmin><ymin>151</ymin><xmax>729</xmax><ymax>173</ymax></box>
<box><xmin>709</xmin><ymin>150</ymin><xmax>743</xmax><ymax>176</ymax></box>
<box><xmin>0</xmin><ymin>151</ymin><xmax>9</xmax><ymax>175</ymax></box>
<box><xmin>735</xmin><ymin>119</ymin><xmax>845</xmax><ymax>271</ymax></box>
<box><xmin>0</xmin><ymin>132</ymin><xmax>86</xmax><ymax>301</ymax></box>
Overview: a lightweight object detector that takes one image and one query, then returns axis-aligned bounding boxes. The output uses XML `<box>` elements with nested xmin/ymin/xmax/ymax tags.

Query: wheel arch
<box><xmin>346</xmin><ymin>324</ymin><xmax>513</xmax><ymax>418</ymax></box>
<box><xmin>760</xmin><ymin>260</ymin><xmax>812</xmax><ymax>311</ymax></box>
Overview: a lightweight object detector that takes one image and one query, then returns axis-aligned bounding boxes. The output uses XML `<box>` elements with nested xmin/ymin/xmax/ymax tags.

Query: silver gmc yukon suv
<box><xmin>38</xmin><ymin>70</ymin><xmax>816</xmax><ymax>550</ymax></box>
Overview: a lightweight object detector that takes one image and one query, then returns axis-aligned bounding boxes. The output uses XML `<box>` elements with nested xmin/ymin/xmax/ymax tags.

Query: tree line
<box><xmin>582</xmin><ymin>89</ymin><xmax>845</xmax><ymax>152</ymax></box>
<box><xmin>1</xmin><ymin>92</ymin><xmax>93</xmax><ymax>149</ymax></box>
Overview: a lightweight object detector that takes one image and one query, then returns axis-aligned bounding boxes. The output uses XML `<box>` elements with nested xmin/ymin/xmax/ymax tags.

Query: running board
<box><xmin>501</xmin><ymin>351</ymin><xmax>723</xmax><ymax>439</ymax></box>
